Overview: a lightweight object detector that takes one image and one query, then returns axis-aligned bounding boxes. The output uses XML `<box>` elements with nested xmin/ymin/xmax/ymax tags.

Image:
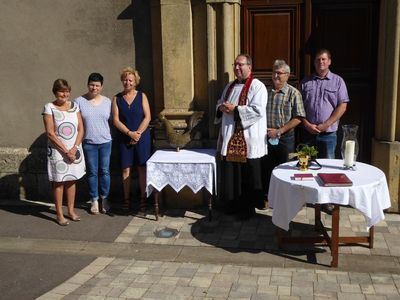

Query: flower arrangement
<box><xmin>288</xmin><ymin>144</ymin><xmax>318</xmax><ymax>159</ymax></box>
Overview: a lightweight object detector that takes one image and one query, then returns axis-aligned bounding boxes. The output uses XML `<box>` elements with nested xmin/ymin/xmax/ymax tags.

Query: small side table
<box><xmin>269</xmin><ymin>159</ymin><xmax>391</xmax><ymax>267</ymax></box>
<box><xmin>146</xmin><ymin>149</ymin><xmax>217</xmax><ymax>221</ymax></box>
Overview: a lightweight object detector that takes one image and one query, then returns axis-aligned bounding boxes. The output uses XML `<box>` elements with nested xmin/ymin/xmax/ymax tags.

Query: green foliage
<box><xmin>296</xmin><ymin>144</ymin><xmax>318</xmax><ymax>157</ymax></box>
<box><xmin>288</xmin><ymin>144</ymin><xmax>318</xmax><ymax>159</ymax></box>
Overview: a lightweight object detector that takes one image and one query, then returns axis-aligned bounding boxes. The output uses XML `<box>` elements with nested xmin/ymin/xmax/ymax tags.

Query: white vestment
<box><xmin>215</xmin><ymin>78</ymin><xmax>268</xmax><ymax>159</ymax></box>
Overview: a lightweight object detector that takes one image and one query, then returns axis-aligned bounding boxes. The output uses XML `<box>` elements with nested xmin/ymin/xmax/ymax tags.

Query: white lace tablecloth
<box><xmin>268</xmin><ymin>159</ymin><xmax>391</xmax><ymax>231</ymax></box>
<box><xmin>146</xmin><ymin>149</ymin><xmax>217</xmax><ymax>197</ymax></box>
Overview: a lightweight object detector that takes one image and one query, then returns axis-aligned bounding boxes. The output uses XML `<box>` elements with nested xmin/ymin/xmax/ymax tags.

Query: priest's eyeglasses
<box><xmin>232</xmin><ymin>63</ymin><xmax>249</xmax><ymax>67</ymax></box>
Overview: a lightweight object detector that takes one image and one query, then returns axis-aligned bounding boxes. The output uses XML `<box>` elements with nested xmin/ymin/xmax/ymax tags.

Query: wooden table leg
<box><xmin>369</xmin><ymin>226</ymin><xmax>374</xmax><ymax>248</ymax></box>
<box><xmin>277</xmin><ymin>203</ymin><xmax>373</xmax><ymax>268</ymax></box>
<box><xmin>330</xmin><ymin>204</ymin><xmax>340</xmax><ymax>267</ymax></box>
<box><xmin>154</xmin><ymin>191</ymin><xmax>159</xmax><ymax>221</ymax></box>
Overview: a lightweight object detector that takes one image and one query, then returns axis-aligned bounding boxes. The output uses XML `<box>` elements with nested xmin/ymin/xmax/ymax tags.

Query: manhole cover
<box><xmin>154</xmin><ymin>227</ymin><xmax>179</xmax><ymax>238</ymax></box>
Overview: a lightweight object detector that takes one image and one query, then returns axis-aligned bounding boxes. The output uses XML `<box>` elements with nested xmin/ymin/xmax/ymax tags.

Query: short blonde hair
<box><xmin>120</xmin><ymin>67</ymin><xmax>141</xmax><ymax>85</ymax></box>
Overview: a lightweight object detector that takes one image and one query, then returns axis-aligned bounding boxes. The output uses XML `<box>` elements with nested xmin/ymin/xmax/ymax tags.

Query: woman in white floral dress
<box><xmin>42</xmin><ymin>79</ymin><xmax>86</xmax><ymax>226</ymax></box>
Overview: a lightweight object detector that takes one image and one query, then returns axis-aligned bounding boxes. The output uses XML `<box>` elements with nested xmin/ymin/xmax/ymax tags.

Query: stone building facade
<box><xmin>0</xmin><ymin>0</ymin><xmax>399</xmax><ymax>212</ymax></box>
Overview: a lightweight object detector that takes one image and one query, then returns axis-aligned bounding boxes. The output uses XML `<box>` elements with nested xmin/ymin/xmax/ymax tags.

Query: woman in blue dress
<box><xmin>112</xmin><ymin>67</ymin><xmax>151</xmax><ymax>212</ymax></box>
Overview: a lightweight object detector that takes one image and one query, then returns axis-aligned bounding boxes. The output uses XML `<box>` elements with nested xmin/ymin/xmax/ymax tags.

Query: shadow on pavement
<box><xmin>0</xmin><ymin>201</ymin><xmax>134</xmax><ymax>243</ymax></box>
<box><xmin>188</xmin><ymin>209</ymin><xmax>330</xmax><ymax>267</ymax></box>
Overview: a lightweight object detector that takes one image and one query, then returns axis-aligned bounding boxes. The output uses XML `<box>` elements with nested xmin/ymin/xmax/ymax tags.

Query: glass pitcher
<box><xmin>341</xmin><ymin>124</ymin><xmax>359</xmax><ymax>168</ymax></box>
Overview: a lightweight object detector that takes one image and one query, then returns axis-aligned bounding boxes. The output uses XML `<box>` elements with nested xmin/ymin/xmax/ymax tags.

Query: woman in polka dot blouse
<box><xmin>42</xmin><ymin>79</ymin><xmax>86</xmax><ymax>226</ymax></box>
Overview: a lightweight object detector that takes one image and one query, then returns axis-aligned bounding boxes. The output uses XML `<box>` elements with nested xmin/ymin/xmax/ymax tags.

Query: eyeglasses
<box><xmin>273</xmin><ymin>71</ymin><xmax>289</xmax><ymax>76</ymax></box>
<box><xmin>232</xmin><ymin>63</ymin><xmax>249</xmax><ymax>67</ymax></box>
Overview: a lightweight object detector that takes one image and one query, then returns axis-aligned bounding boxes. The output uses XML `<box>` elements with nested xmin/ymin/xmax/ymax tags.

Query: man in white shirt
<box><xmin>215</xmin><ymin>54</ymin><xmax>268</xmax><ymax>220</ymax></box>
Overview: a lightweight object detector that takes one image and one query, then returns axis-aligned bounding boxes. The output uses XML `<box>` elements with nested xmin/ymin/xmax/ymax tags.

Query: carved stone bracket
<box><xmin>153</xmin><ymin>110</ymin><xmax>205</xmax><ymax>150</ymax></box>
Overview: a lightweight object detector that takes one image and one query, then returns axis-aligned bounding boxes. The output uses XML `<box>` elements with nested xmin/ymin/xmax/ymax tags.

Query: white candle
<box><xmin>344</xmin><ymin>140</ymin><xmax>355</xmax><ymax>167</ymax></box>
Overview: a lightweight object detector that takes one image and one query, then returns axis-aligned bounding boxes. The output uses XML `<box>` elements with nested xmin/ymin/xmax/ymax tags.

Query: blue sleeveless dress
<box><xmin>116</xmin><ymin>91</ymin><xmax>151</xmax><ymax>168</ymax></box>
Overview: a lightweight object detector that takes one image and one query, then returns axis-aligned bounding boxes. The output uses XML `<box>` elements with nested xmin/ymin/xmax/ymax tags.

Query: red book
<box><xmin>293</xmin><ymin>173</ymin><xmax>314</xmax><ymax>181</ymax></box>
<box><xmin>317</xmin><ymin>173</ymin><xmax>353</xmax><ymax>187</ymax></box>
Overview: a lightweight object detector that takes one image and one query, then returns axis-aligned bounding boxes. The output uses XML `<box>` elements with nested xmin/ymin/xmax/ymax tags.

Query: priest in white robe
<box><xmin>215</xmin><ymin>54</ymin><xmax>268</xmax><ymax>220</ymax></box>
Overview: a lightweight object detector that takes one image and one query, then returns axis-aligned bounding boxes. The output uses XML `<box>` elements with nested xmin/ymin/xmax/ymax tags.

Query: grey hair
<box><xmin>273</xmin><ymin>59</ymin><xmax>290</xmax><ymax>73</ymax></box>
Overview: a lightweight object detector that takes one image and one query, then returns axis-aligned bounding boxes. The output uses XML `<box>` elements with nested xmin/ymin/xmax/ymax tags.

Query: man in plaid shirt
<box><xmin>263</xmin><ymin>60</ymin><xmax>306</xmax><ymax>200</ymax></box>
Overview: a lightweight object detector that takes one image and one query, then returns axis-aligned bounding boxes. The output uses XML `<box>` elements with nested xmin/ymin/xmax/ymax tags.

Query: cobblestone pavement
<box><xmin>114</xmin><ymin>207</ymin><xmax>400</xmax><ymax>257</ymax></box>
<box><xmin>39</xmin><ymin>257</ymin><xmax>400</xmax><ymax>300</ymax></box>
<box><xmin>36</xmin><ymin>206</ymin><xmax>400</xmax><ymax>299</ymax></box>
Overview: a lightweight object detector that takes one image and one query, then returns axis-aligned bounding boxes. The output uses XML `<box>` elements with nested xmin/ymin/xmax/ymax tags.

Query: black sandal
<box><xmin>122</xmin><ymin>198</ymin><xmax>130</xmax><ymax>212</ymax></box>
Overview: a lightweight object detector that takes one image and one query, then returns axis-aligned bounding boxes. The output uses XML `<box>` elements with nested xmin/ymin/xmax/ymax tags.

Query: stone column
<box><xmin>158</xmin><ymin>0</ymin><xmax>194</xmax><ymax>115</ymax></box>
<box><xmin>372</xmin><ymin>0</ymin><xmax>400</xmax><ymax>212</ymax></box>
<box><xmin>151</xmin><ymin>0</ymin><xmax>207</xmax><ymax>138</ymax></box>
<box><xmin>150</xmin><ymin>0</ymin><xmax>205</xmax><ymax>207</ymax></box>
<box><xmin>206</xmin><ymin>0</ymin><xmax>241</xmax><ymax>138</ymax></box>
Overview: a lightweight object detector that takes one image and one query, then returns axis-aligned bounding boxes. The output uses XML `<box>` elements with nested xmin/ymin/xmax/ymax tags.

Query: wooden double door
<box><xmin>241</xmin><ymin>0</ymin><xmax>379</xmax><ymax>162</ymax></box>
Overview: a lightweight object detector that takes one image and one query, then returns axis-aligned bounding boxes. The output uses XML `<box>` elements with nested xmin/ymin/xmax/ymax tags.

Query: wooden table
<box><xmin>268</xmin><ymin>159</ymin><xmax>391</xmax><ymax>267</ymax></box>
<box><xmin>146</xmin><ymin>149</ymin><xmax>217</xmax><ymax>221</ymax></box>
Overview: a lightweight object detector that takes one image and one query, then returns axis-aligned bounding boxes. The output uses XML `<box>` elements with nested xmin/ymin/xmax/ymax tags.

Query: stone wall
<box><xmin>0</xmin><ymin>0</ymin><xmax>155</xmax><ymax>148</ymax></box>
<box><xmin>0</xmin><ymin>0</ymin><xmax>154</xmax><ymax>203</ymax></box>
<box><xmin>0</xmin><ymin>144</ymin><xmax>127</xmax><ymax>203</ymax></box>
<box><xmin>0</xmin><ymin>0</ymin><xmax>215</xmax><ymax>206</ymax></box>
<box><xmin>371</xmin><ymin>0</ymin><xmax>400</xmax><ymax>212</ymax></box>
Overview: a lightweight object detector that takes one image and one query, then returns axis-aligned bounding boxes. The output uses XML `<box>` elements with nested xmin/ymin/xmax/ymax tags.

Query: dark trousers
<box><xmin>219</xmin><ymin>156</ymin><xmax>265</xmax><ymax>212</ymax></box>
<box><xmin>263</xmin><ymin>132</ymin><xmax>295</xmax><ymax>194</ymax></box>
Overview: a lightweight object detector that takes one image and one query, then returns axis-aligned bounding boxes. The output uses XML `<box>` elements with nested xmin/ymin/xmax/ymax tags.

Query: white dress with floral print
<box><xmin>42</xmin><ymin>102</ymin><xmax>86</xmax><ymax>182</ymax></box>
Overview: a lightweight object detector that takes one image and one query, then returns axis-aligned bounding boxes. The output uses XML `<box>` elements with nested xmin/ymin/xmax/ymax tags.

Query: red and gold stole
<box><xmin>224</xmin><ymin>74</ymin><xmax>253</xmax><ymax>163</ymax></box>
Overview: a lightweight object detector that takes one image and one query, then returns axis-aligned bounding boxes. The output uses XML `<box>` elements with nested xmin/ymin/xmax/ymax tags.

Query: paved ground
<box><xmin>0</xmin><ymin>199</ymin><xmax>399</xmax><ymax>299</ymax></box>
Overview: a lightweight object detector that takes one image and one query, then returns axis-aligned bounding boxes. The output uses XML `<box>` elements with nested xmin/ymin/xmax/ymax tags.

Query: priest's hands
<box><xmin>219</xmin><ymin>101</ymin><xmax>236</xmax><ymax>114</ymax></box>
